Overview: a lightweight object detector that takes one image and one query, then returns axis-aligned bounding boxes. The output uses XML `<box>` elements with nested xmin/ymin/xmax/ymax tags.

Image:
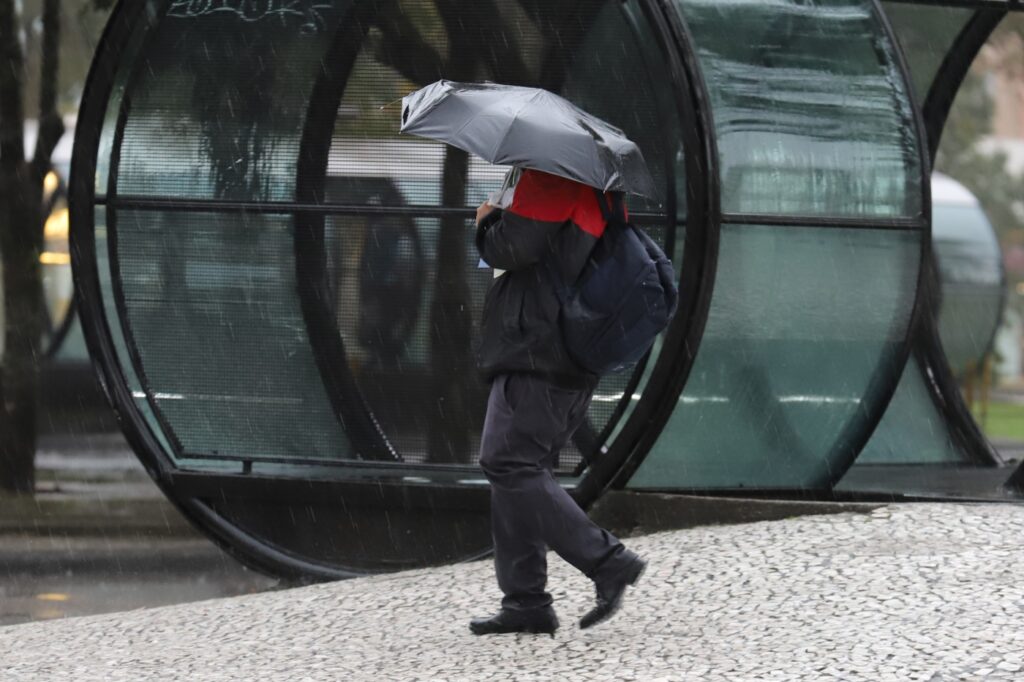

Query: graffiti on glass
<box><xmin>167</xmin><ymin>1</ymin><xmax>331</xmax><ymax>33</ymax></box>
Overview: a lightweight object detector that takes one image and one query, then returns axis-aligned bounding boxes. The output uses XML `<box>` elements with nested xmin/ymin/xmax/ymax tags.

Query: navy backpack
<box><xmin>549</xmin><ymin>190</ymin><xmax>678</xmax><ymax>376</ymax></box>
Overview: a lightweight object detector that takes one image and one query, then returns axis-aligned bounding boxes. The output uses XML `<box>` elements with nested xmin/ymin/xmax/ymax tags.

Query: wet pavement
<box><xmin>0</xmin><ymin>433</ymin><xmax>279</xmax><ymax>627</ymax></box>
<box><xmin>2</xmin><ymin>503</ymin><xmax>1024</xmax><ymax>681</ymax></box>
<box><xmin>0</xmin><ymin>535</ymin><xmax>277</xmax><ymax>627</ymax></box>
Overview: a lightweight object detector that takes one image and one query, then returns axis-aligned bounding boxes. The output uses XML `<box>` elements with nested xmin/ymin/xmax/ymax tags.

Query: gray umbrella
<box><xmin>400</xmin><ymin>80</ymin><xmax>658</xmax><ymax>199</ymax></box>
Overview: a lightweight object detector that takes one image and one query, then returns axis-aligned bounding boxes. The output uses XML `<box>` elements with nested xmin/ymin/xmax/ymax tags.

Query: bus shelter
<box><xmin>70</xmin><ymin>0</ymin><xmax>1021</xmax><ymax>579</ymax></box>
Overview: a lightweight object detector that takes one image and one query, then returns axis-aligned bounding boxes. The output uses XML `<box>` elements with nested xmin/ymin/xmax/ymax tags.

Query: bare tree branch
<box><xmin>0</xmin><ymin>0</ymin><xmax>25</xmax><ymax>169</ymax></box>
<box><xmin>31</xmin><ymin>0</ymin><xmax>64</xmax><ymax>182</ymax></box>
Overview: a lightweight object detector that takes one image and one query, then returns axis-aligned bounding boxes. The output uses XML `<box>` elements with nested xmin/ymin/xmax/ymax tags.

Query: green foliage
<box><xmin>972</xmin><ymin>400</ymin><xmax>1024</xmax><ymax>442</ymax></box>
<box><xmin>935</xmin><ymin>74</ymin><xmax>993</xmax><ymax>165</ymax></box>
<box><xmin>935</xmin><ymin>75</ymin><xmax>1023</xmax><ymax>258</ymax></box>
<box><xmin>990</xmin><ymin>14</ymin><xmax>1024</xmax><ymax>79</ymax></box>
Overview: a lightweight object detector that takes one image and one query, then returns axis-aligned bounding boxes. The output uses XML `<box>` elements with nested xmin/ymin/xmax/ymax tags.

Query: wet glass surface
<box><xmin>856</xmin><ymin>178</ymin><xmax>1005</xmax><ymax>466</ymax></box>
<box><xmin>675</xmin><ymin>0</ymin><xmax>923</xmax><ymax>218</ymax></box>
<box><xmin>629</xmin><ymin>224</ymin><xmax>919</xmax><ymax>489</ymax></box>
<box><xmin>97</xmin><ymin>0</ymin><xmax>685</xmax><ymax>475</ymax></box>
<box><xmin>114</xmin><ymin>209</ymin><xmax>356</xmax><ymax>461</ymax></box>
<box><xmin>115</xmin><ymin>0</ymin><xmax>353</xmax><ymax>201</ymax></box>
<box><xmin>853</xmin><ymin>356</ymin><xmax>962</xmax><ymax>465</ymax></box>
<box><xmin>881</xmin><ymin>2</ymin><xmax>974</xmax><ymax>103</ymax></box>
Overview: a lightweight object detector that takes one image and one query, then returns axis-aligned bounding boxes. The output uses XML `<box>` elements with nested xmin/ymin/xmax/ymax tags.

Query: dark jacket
<box><xmin>475</xmin><ymin>169</ymin><xmax>614</xmax><ymax>390</ymax></box>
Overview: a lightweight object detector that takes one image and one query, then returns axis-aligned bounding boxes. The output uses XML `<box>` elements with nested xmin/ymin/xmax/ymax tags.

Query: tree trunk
<box><xmin>0</xmin><ymin>0</ymin><xmax>59</xmax><ymax>492</ymax></box>
<box><xmin>0</xmin><ymin>170</ymin><xmax>44</xmax><ymax>493</ymax></box>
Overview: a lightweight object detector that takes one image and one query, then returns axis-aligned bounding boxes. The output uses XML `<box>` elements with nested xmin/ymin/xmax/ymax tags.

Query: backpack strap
<box><xmin>592</xmin><ymin>188</ymin><xmax>627</xmax><ymax>226</ymax></box>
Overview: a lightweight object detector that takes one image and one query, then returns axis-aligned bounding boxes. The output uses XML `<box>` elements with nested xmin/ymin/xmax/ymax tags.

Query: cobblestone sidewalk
<box><xmin>2</xmin><ymin>503</ymin><xmax>1023</xmax><ymax>681</ymax></box>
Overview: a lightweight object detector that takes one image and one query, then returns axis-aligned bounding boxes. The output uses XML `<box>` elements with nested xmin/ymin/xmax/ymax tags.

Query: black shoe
<box><xmin>469</xmin><ymin>606</ymin><xmax>559</xmax><ymax>636</ymax></box>
<box><xmin>579</xmin><ymin>556</ymin><xmax>646</xmax><ymax>630</ymax></box>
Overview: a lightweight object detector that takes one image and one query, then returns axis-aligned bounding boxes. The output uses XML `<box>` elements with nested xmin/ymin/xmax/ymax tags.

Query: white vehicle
<box><xmin>931</xmin><ymin>172</ymin><xmax>1004</xmax><ymax>377</ymax></box>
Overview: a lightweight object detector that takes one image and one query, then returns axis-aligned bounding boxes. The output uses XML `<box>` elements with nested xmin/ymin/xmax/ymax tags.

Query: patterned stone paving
<box><xmin>2</xmin><ymin>503</ymin><xmax>1024</xmax><ymax>681</ymax></box>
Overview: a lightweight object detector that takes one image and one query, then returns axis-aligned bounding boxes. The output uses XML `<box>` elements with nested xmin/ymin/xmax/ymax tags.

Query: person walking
<box><xmin>469</xmin><ymin>167</ymin><xmax>646</xmax><ymax>636</ymax></box>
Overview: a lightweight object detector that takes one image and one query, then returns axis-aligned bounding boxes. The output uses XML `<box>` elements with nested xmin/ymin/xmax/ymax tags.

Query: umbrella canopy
<box><xmin>400</xmin><ymin>80</ymin><xmax>658</xmax><ymax>199</ymax></box>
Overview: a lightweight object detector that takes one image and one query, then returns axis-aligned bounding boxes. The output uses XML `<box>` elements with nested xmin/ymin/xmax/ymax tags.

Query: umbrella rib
<box><xmin>489</xmin><ymin>114</ymin><xmax>517</xmax><ymax>163</ymax></box>
<box><xmin>488</xmin><ymin>95</ymin><xmax>538</xmax><ymax>162</ymax></box>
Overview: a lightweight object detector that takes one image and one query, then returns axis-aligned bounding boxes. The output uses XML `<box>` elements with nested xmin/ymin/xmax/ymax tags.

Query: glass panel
<box><xmin>115</xmin><ymin>1</ymin><xmax>353</xmax><ymax>200</ymax></box>
<box><xmin>112</xmin><ymin>208</ymin><xmax>355</xmax><ymax>462</ymax></box>
<box><xmin>675</xmin><ymin>0</ymin><xmax>922</xmax><ymax>217</ymax></box>
<box><xmin>326</xmin><ymin>0</ymin><xmax>681</xmax><ymax>213</ymax></box>
<box><xmin>94</xmin><ymin>206</ymin><xmax>179</xmax><ymax>458</ymax></box>
<box><xmin>98</xmin><ymin>0</ymin><xmax>688</xmax><ymax>477</ymax></box>
<box><xmin>314</xmin><ymin>0</ymin><xmax>683</xmax><ymax>471</ymax></box>
<box><xmin>322</xmin><ymin>204</ymin><xmax>492</xmax><ymax>466</ymax></box>
<box><xmin>852</xmin><ymin>356</ymin><xmax>961</xmax><ymax>465</ymax></box>
<box><xmin>95</xmin><ymin>1</ymin><xmax>159</xmax><ymax>192</ymax></box>
<box><xmin>51</xmin><ymin>317</ymin><xmax>89</xmax><ymax>363</ymax></box>
<box><xmin>882</xmin><ymin>2</ymin><xmax>974</xmax><ymax>103</ymax></box>
<box><xmin>849</xmin><ymin>175</ymin><xmax>1004</xmax><ymax>468</ymax></box>
<box><xmin>628</xmin><ymin>224</ymin><xmax>920</xmax><ymax>490</ymax></box>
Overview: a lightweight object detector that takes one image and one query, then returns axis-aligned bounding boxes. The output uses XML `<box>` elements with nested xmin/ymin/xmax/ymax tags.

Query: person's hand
<box><xmin>476</xmin><ymin>201</ymin><xmax>497</xmax><ymax>225</ymax></box>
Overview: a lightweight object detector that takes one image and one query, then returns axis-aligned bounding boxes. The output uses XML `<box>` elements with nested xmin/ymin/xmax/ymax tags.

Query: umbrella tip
<box><xmin>379</xmin><ymin>96</ymin><xmax>405</xmax><ymax>112</ymax></box>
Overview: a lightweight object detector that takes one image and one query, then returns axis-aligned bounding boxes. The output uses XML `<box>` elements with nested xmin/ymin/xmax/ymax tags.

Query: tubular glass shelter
<box><xmin>69</xmin><ymin>0</ymin><xmax>1023</xmax><ymax>580</ymax></box>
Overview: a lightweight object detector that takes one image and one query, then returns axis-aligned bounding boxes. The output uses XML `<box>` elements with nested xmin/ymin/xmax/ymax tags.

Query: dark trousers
<box><xmin>479</xmin><ymin>373</ymin><xmax>632</xmax><ymax>611</ymax></box>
